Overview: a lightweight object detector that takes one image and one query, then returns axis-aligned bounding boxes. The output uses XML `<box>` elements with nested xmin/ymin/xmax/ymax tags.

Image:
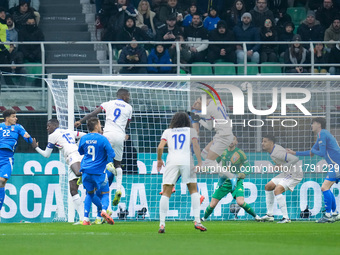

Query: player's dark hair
<box><xmin>263</xmin><ymin>134</ymin><xmax>275</xmax><ymax>143</ymax></box>
<box><xmin>169</xmin><ymin>112</ymin><xmax>191</xmax><ymax>128</ymax></box>
<box><xmin>117</xmin><ymin>88</ymin><xmax>129</xmax><ymax>98</ymax></box>
<box><xmin>3</xmin><ymin>109</ymin><xmax>16</xmax><ymax>120</ymax></box>
<box><xmin>312</xmin><ymin>117</ymin><xmax>326</xmax><ymax>129</ymax></box>
<box><xmin>48</xmin><ymin>118</ymin><xmax>59</xmax><ymax>127</ymax></box>
<box><xmin>87</xmin><ymin>117</ymin><xmax>99</xmax><ymax>132</ymax></box>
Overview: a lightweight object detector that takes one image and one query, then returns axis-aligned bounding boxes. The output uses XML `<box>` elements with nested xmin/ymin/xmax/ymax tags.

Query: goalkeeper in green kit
<box><xmin>201</xmin><ymin>136</ymin><xmax>261</xmax><ymax>221</ymax></box>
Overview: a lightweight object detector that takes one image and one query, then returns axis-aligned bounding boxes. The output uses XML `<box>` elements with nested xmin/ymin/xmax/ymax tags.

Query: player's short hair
<box><xmin>117</xmin><ymin>88</ymin><xmax>129</xmax><ymax>98</ymax></box>
<box><xmin>48</xmin><ymin>118</ymin><xmax>59</xmax><ymax>127</ymax></box>
<box><xmin>312</xmin><ymin>117</ymin><xmax>326</xmax><ymax>129</ymax></box>
<box><xmin>169</xmin><ymin>112</ymin><xmax>191</xmax><ymax>128</ymax></box>
<box><xmin>263</xmin><ymin>134</ymin><xmax>275</xmax><ymax>143</ymax></box>
<box><xmin>3</xmin><ymin>109</ymin><xmax>16</xmax><ymax>120</ymax></box>
<box><xmin>87</xmin><ymin>117</ymin><xmax>100</xmax><ymax>132</ymax></box>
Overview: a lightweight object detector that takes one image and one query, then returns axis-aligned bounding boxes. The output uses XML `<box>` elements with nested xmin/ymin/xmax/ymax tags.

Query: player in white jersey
<box><xmin>191</xmin><ymin>95</ymin><xmax>239</xmax><ymax>189</ymax></box>
<box><xmin>260</xmin><ymin>134</ymin><xmax>303</xmax><ymax>223</ymax></box>
<box><xmin>31</xmin><ymin>119</ymin><xmax>86</xmax><ymax>223</ymax></box>
<box><xmin>157</xmin><ymin>112</ymin><xmax>206</xmax><ymax>233</ymax></box>
<box><xmin>74</xmin><ymin>88</ymin><xmax>132</xmax><ymax>206</ymax></box>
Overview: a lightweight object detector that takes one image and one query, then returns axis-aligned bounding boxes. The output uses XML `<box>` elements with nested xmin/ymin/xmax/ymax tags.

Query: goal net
<box><xmin>45</xmin><ymin>75</ymin><xmax>340</xmax><ymax>222</ymax></box>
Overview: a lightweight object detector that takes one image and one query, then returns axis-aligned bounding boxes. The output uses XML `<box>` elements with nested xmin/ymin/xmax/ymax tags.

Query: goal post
<box><xmin>45</xmin><ymin>75</ymin><xmax>340</xmax><ymax>222</ymax></box>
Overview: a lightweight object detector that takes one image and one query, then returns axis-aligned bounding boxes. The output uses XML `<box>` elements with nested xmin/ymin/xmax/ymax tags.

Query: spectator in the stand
<box><xmin>284</xmin><ymin>34</ymin><xmax>311</xmax><ymax>73</ymax></box>
<box><xmin>249</xmin><ymin>0</ymin><xmax>274</xmax><ymax>28</ymax></box>
<box><xmin>207</xmin><ymin>20</ymin><xmax>236</xmax><ymax>64</ymax></box>
<box><xmin>324</xmin><ymin>16</ymin><xmax>340</xmax><ymax>50</ymax></box>
<box><xmin>260</xmin><ymin>18</ymin><xmax>278</xmax><ymax>63</ymax></box>
<box><xmin>116</xmin><ymin>17</ymin><xmax>152</xmax><ymax>50</ymax></box>
<box><xmin>182</xmin><ymin>2</ymin><xmax>197</xmax><ymax>27</ymax></box>
<box><xmin>136</xmin><ymin>0</ymin><xmax>157</xmax><ymax>39</ymax></box>
<box><xmin>168</xmin><ymin>34</ymin><xmax>192</xmax><ymax>73</ymax></box>
<box><xmin>222</xmin><ymin>0</ymin><xmax>246</xmax><ymax>29</ymax></box>
<box><xmin>151</xmin><ymin>0</ymin><xmax>167</xmax><ymax>16</ymax></box>
<box><xmin>147</xmin><ymin>44</ymin><xmax>173</xmax><ymax>73</ymax></box>
<box><xmin>297</xmin><ymin>10</ymin><xmax>325</xmax><ymax>49</ymax></box>
<box><xmin>11</xmin><ymin>0</ymin><xmax>38</xmax><ymax>30</ymax></box>
<box><xmin>315</xmin><ymin>0</ymin><xmax>339</xmax><ymax>30</ymax></box>
<box><xmin>0</xmin><ymin>8</ymin><xmax>11</xmax><ymax>82</ymax></box>
<box><xmin>18</xmin><ymin>16</ymin><xmax>44</xmax><ymax>62</ymax></box>
<box><xmin>9</xmin><ymin>0</ymin><xmax>39</xmax><ymax>11</ymax></box>
<box><xmin>101</xmin><ymin>0</ymin><xmax>137</xmax><ymax>41</ymax></box>
<box><xmin>275</xmin><ymin>8</ymin><xmax>292</xmax><ymax>35</ymax></box>
<box><xmin>6</xmin><ymin>13</ymin><xmax>27</xmax><ymax>85</ymax></box>
<box><xmin>243</xmin><ymin>0</ymin><xmax>255</xmax><ymax>11</ymax></box>
<box><xmin>118</xmin><ymin>39</ymin><xmax>148</xmax><ymax>74</ymax></box>
<box><xmin>268</xmin><ymin>0</ymin><xmax>288</xmax><ymax>22</ymax></box>
<box><xmin>156</xmin><ymin>13</ymin><xmax>183</xmax><ymax>46</ymax></box>
<box><xmin>278</xmin><ymin>22</ymin><xmax>295</xmax><ymax>58</ymax></box>
<box><xmin>233</xmin><ymin>12</ymin><xmax>260</xmax><ymax>64</ymax></box>
<box><xmin>203</xmin><ymin>6</ymin><xmax>221</xmax><ymax>31</ymax></box>
<box><xmin>158</xmin><ymin>0</ymin><xmax>184</xmax><ymax>24</ymax></box>
<box><xmin>183</xmin><ymin>13</ymin><xmax>209</xmax><ymax>62</ymax></box>
<box><xmin>313</xmin><ymin>43</ymin><xmax>329</xmax><ymax>73</ymax></box>
<box><xmin>328</xmin><ymin>41</ymin><xmax>340</xmax><ymax>74</ymax></box>
<box><xmin>196</xmin><ymin>0</ymin><xmax>225</xmax><ymax>16</ymax></box>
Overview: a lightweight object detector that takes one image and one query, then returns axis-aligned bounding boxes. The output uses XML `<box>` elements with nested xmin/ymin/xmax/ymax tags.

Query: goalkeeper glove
<box><xmin>106</xmin><ymin>162</ymin><xmax>117</xmax><ymax>175</ymax></box>
<box><xmin>188</xmin><ymin>111</ymin><xmax>201</xmax><ymax>122</ymax></box>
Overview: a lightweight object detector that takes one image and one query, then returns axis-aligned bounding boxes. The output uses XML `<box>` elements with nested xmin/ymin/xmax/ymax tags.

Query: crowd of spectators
<box><xmin>0</xmin><ymin>0</ymin><xmax>43</xmax><ymax>85</ymax></box>
<box><xmin>95</xmin><ymin>0</ymin><xmax>340</xmax><ymax>74</ymax></box>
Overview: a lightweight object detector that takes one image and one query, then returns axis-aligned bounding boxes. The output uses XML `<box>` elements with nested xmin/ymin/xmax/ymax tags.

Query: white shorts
<box><xmin>209</xmin><ymin>134</ymin><xmax>234</xmax><ymax>156</ymax></box>
<box><xmin>271</xmin><ymin>172</ymin><xmax>303</xmax><ymax>192</ymax></box>
<box><xmin>66</xmin><ymin>151</ymin><xmax>83</xmax><ymax>181</ymax></box>
<box><xmin>162</xmin><ymin>164</ymin><xmax>197</xmax><ymax>185</ymax></box>
<box><xmin>104</xmin><ymin>131</ymin><xmax>125</xmax><ymax>161</ymax></box>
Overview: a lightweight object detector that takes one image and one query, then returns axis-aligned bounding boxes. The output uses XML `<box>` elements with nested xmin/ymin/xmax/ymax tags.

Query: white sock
<box><xmin>72</xmin><ymin>194</ymin><xmax>84</xmax><ymax>220</ymax></box>
<box><xmin>191</xmin><ymin>192</ymin><xmax>201</xmax><ymax>223</ymax></box>
<box><xmin>201</xmin><ymin>149</ymin><xmax>208</xmax><ymax>160</ymax></box>
<box><xmin>159</xmin><ymin>195</ymin><xmax>169</xmax><ymax>227</ymax></box>
<box><xmin>276</xmin><ymin>194</ymin><xmax>289</xmax><ymax>219</ymax></box>
<box><xmin>116</xmin><ymin>167</ymin><xmax>123</xmax><ymax>192</ymax></box>
<box><xmin>265</xmin><ymin>190</ymin><xmax>275</xmax><ymax>216</ymax></box>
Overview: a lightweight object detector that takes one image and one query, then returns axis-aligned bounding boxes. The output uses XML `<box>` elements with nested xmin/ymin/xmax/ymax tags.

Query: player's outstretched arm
<box><xmin>33</xmin><ymin>138</ymin><xmax>53</xmax><ymax>158</ymax></box>
<box><xmin>157</xmin><ymin>140</ymin><xmax>166</xmax><ymax>172</ymax></box>
<box><xmin>192</xmin><ymin>138</ymin><xmax>202</xmax><ymax>167</ymax></box>
<box><xmin>74</xmin><ymin>107</ymin><xmax>102</xmax><ymax>128</ymax></box>
<box><xmin>199</xmin><ymin>118</ymin><xmax>213</xmax><ymax>131</ymax></box>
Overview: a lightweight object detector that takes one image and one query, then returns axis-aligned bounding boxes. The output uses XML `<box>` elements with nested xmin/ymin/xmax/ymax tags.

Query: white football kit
<box><xmin>199</xmin><ymin>100</ymin><xmax>234</xmax><ymax>155</ymax></box>
<box><xmin>270</xmin><ymin>144</ymin><xmax>303</xmax><ymax>191</ymax></box>
<box><xmin>101</xmin><ymin>99</ymin><xmax>133</xmax><ymax>161</ymax></box>
<box><xmin>46</xmin><ymin>128</ymin><xmax>85</xmax><ymax>180</ymax></box>
<box><xmin>161</xmin><ymin>127</ymin><xmax>198</xmax><ymax>185</ymax></box>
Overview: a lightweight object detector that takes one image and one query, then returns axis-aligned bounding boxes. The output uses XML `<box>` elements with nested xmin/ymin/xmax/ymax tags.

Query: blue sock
<box><xmin>92</xmin><ymin>195</ymin><xmax>102</xmax><ymax>212</ymax></box>
<box><xmin>331</xmin><ymin>191</ymin><xmax>337</xmax><ymax>213</ymax></box>
<box><xmin>84</xmin><ymin>193</ymin><xmax>93</xmax><ymax>218</ymax></box>
<box><xmin>96</xmin><ymin>191</ymin><xmax>103</xmax><ymax>217</ymax></box>
<box><xmin>101</xmin><ymin>193</ymin><xmax>109</xmax><ymax>211</ymax></box>
<box><xmin>323</xmin><ymin>190</ymin><xmax>333</xmax><ymax>214</ymax></box>
<box><xmin>107</xmin><ymin>171</ymin><xmax>114</xmax><ymax>186</ymax></box>
<box><xmin>0</xmin><ymin>187</ymin><xmax>5</xmax><ymax>211</ymax></box>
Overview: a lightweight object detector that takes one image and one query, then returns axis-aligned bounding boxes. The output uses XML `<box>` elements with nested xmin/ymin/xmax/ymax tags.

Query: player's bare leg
<box><xmin>261</xmin><ymin>181</ymin><xmax>275</xmax><ymax>222</ymax></box>
<box><xmin>0</xmin><ymin>178</ymin><xmax>8</xmax><ymax>223</ymax></box>
<box><xmin>159</xmin><ymin>184</ymin><xmax>173</xmax><ymax>233</ymax></box>
<box><xmin>188</xmin><ymin>183</ymin><xmax>207</xmax><ymax>231</ymax></box>
<box><xmin>112</xmin><ymin>160</ymin><xmax>123</xmax><ymax>206</ymax></box>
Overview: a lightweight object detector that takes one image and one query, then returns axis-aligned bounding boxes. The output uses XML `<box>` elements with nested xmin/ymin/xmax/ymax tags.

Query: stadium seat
<box><xmin>25</xmin><ymin>62</ymin><xmax>43</xmax><ymax>82</ymax></box>
<box><xmin>191</xmin><ymin>62</ymin><xmax>213</xmax><ymax>75</ymax></box>
<box><xmin>286</xmin><ymin>7</ymin><xmax>307</xmax><ymax>26</ymax></box>
<box><xmin>260</xmin><ymin>62</ymin><xmax>282</xmax><ymax>74</ymax></box>
<box><xmin>214</xmin><ymin>62</ymin><xmax>236</xmax><ymax>75</ymax></box>
<box><xmin>237</xmin><ymin>63</ymin><xmax>258</xmax><ymax>75</ymax></box>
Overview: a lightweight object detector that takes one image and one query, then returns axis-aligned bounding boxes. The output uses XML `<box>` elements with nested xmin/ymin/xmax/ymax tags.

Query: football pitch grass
<box><xmin>1</xmin><ymin>221</ymin><xmax>339</xmax><ymax>255</ymax></box>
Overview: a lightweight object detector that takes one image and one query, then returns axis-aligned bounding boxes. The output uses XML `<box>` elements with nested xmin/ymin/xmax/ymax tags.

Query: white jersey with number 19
<box><xmin>101</xmin><ymin>99</ymin><xmax>133</xmax><ymax>135</ymax></box>
<box><xmin>161</xmin><ymin>127</ymin><xmax>198</xmax><ymax>166</ymax></box>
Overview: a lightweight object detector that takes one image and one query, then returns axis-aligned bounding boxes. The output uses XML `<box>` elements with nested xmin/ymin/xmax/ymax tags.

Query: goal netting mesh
<box><xmin>45</xmin><ymin>75</ymin><xmax>340</xmax><ymax>222</ymax></box>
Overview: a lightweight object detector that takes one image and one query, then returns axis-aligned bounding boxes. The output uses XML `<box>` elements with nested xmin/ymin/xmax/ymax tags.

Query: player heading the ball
<box><xmin>75</xmin><ymin>88</ymin><xmax>132</xmax><ymax>206</ymax></box>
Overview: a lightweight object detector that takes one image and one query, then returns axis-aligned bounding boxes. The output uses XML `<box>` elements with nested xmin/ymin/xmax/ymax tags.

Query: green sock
<box><xmin>241</xmin><ymin>202</ymin><xmax>256</xmax><ymax>218</ymax></box>
<box><xmin>204</xmin><ymin>205</ymin><xmax>214</xmax><ymax>219</ymax></box>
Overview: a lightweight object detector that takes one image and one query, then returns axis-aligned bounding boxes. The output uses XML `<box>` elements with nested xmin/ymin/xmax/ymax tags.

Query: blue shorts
<box><xmin>0</xmin><ymin>149</ymin><xmax>14</xmax><ymax>179</ymax></box>
<box><xmin>325</xmin><ymin>166</ymin><xmax>340</xmax><ymax>183</ymax></box>
<box><xmin>82</xmin><ymin>172</ymin><xmax>108</xmax><ymax>192</ymax></box>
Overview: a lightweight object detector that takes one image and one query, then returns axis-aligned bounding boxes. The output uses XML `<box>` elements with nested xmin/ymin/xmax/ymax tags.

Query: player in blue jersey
<box><xmin>0</xmin><ymin>109</ymin><xmax>33</xmax><ymax>222</ymax></box>
<box><xmin>78</xmin><ymin>117</ymin><xmax>116</xmax><ymax>225</ymax></box>
<box><xmin>288</xmin><ymin>117</ymin><xmax>340</xmax><ymax>223</ymax></box>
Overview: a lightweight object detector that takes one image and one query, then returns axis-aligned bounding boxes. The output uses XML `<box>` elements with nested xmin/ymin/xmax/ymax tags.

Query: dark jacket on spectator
<box><xmin>183</xmin><ymin>21</ymin><xmax>209</xmax><ymax>53</ymax></box>
<box><xmin>11</xmin><ymin>4</ymin><xmax>35</xmax><ymax>31</ymax></box>
<box><xmin>233</xmin><ymin>22</ymin><xmax>261</xmax><ymax>52</ymax></box>
<box><xmin>147</xmin><ymin>47</ymin><xmax>172</xmax><ymax>73</ymax></box>
<box><xmin>297</xmin><ymin>19</ymin><xmax>325</xmax><ymax>45</ymax></box>
<box><xmin>18</xmin><ymin>23</ymin><xmax>44</xmax><ymax>62</ymax></box>
<box><xmin>158</xmin><ymin>3</ymin><xmax>183</xmax><ymax>24</ymax></box>
<box><xmin>249</xmin><ymin>5</ymin><xmax>274</xmax><ymax>28</ymax></box>
<box><xmin>278</xmin><ymin>25</ymin><xmax>295</xmax><ymax>56</ymax></box>
<box><xmin>328</xmin><ymin>44</ymin><xmax>340</xmax><ymax>64</ymax></box>
<box><xmin>118</xmin><ymin>44</ymin><xmax>147</xmax><ymax>73</ymax></box>
<box><xmin>260</xmin><ymin>24</ymin><xmax>278</xmax><ymax>54</ymax></box>
<box><xmin>315</xmin><ymin>5</ymin><xmax>339</xmax><ymax>29</ymax></box>
<box><xmin>156</xmin><ymin>23</ymin><xmax>183</xmax><ymax>43</ymax></box>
